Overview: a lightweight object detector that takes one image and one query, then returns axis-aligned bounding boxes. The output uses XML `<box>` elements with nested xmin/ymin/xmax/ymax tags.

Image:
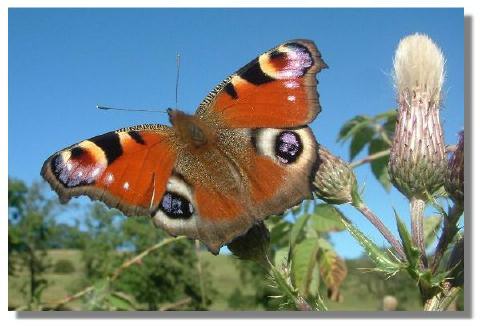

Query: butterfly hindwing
<box><xmin>41</xmin><ymin>125</ymin><xmax>177</xmax><ymax>216</ymax></box>
<box><xmin>151</xmin><ymin>125</ymin><xmax>319</xmax><ymax>253</ymax></box>
<box><xmin>196</xmin><ymin>39</ymin><xmax>327</xmax><ymax>128</ymax></box>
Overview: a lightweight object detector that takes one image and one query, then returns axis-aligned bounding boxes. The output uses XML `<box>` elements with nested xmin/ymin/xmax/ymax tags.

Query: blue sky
<box><xmin>8</xmin><ymin>8</ymin><xmax>464</xmax><ymax>258</ymax></box>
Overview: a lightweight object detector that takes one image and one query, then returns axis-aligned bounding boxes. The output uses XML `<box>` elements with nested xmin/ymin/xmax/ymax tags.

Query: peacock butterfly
<box><xmin>41</xmin><ymin>39</ymin><xmax>327</xmax><ymax>253</ymax></box>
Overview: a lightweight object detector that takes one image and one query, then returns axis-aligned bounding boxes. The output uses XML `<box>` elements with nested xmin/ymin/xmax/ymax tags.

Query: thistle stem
<box><xmin>431</xmin><ymin>202</ymin><xmax>464</xmax><ymax>273</ymax></box>
<box><xmin>424</xmin><ymin>282</ymin><xmax>460</xmax><ymax>311</ymax></box>
<box><xmin>352</xmin><ymin>201</ymin><xmax>406</xmax><ymax>261</ymax></box>
<box><xmin>410</xmin><ymin>197</ymin><xmax>427</xmax><ymax>269</ymax></box>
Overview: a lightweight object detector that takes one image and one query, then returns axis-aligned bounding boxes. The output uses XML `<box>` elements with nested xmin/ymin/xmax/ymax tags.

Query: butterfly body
<box><xmin>42</xmin><ymin>39</ymin><xmax>327</xmax><ymax>253</ymax></box>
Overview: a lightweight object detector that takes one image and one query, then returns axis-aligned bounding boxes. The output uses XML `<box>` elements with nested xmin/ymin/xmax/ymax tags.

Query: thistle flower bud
<box><xmin>445</xmin><ymin>131</ymin><xmax>464</xmax><ymax>204</ymax></box>
<box><xmin>313</xmin><ymin>146</ymin><xmax>357</xmax><ymax>204</ymax></box>
<box><xmin>388</xmin><ymin>34</ymin><xmax>447</xmax><ymax>199</ymax></box>
<box><xmin>227</xmin><ymin>222</ymin><xmax>270</xmax><ymax>266</ymax></box>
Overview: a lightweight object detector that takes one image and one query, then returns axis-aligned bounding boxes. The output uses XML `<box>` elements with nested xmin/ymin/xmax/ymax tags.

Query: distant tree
<box><xmin>81</xmin><ymin>203</ymin><xmax>126</xmax><ymax>280</ymax></box>
<box><xmin>8</xmin><ymin>178</ymin><xmax>28</xmax><ymax>275</ymax></box>
<box><xmin>8</xmin><ymin>179</ymin><xmax>61</xmax><ymax>309</ymax></box>
<box><xmin>53</xmin><ymin>259</ymin><xmax>76</xmax><ymax>274</ymax></box>
<box><xmin>48</xmin><ymin>222</ymin><xmax>87</xmax><ymax>249</ymax></box>
<box><xmin>79</xmin><ymin>203</ymin><xmax>214</xmax><ymax>310</ymax></box>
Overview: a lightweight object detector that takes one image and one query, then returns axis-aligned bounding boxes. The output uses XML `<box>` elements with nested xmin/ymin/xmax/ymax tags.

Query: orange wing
<box><xmin>41</xmin><ymin>125</ymin><xmax>176</xmax><ymax>216</ymax></box>
<box><xmin>196</xmin><ymin>39</ymin><xmax>327</xmax><ymax>128</ymax></box>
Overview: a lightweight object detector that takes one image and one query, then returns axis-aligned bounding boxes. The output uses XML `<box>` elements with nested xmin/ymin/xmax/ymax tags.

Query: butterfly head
<box><xmin>167</xmin><ymin>108</ymin><xmax>212</xmax><ymax>148</ymax></box>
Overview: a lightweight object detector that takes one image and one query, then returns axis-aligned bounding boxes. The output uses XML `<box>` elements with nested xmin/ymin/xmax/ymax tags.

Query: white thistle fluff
<box><xmin>393</xmin><ymin>33</ymin><xmax>445</xmax><ymax>101</ymax></box>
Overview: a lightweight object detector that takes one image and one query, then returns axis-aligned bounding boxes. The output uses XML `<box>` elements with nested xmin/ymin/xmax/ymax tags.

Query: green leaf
<box><xmin>269</xmin><ymin>219</ymin><xmax>291</xmax><ymax>249</ymax></box>
<box><xmin>349</xmin><ymin>125</ymin><xmax>376</xmax><ymax>160</ymax></box>
<box><xmin>374</xmin><ymin>109</ymin><xmax>398</xmax><ymax>121</ymax></box>
<box><xmin>337</xmin><ymin>115</ymin><xmax>369</xmax><ymax>142</ymax></box>
<box><xmin>107</xmin><ymin>292</ymin><xmax>137</xmax><ymax>311</ymax></box>
<box><xmin>424</xmin><ymin>215</ymin><xmax>442</xmax><ymax>248</ymax></box>
<box><xmin>290</xmin><ymin>214</ymin><xmax>311</xmax><ymax>249</ymax></box>
<box><xmin>369</xmin><ymin>138</ymin><xmax>391</xmax><ymax>191</ymax></box>
<box><xmin>317</xmin><ymin>238</ymin><xmax>334</xmax><ymax>251</ymax></box>
<box><xmin>341</xmin><ymin>218</ymin><xmax>401</xmax><ymax>274</ymax></box>
<box><xmin>311</xmin><ymin>204</ymin><xmax>346</xmax><ymax>233</ymax></box>
<box><xmin>93</xmin><ymin>279</ymin><xmax>109</xmax><ymax>294</ymax></box>
<box><xmin>394</xmin><ymin>209</ymin><xmax>419</xmax><ymax>267</ymax></box>
<box><xmin>291</xmin><ymin>238</ymin><xmax>320</xmax><ymax>297</ymax></box>
<box><xmin>381</xmin><ymin>110</ymin><xmax>398</xmax><ymax>139</ymax></box>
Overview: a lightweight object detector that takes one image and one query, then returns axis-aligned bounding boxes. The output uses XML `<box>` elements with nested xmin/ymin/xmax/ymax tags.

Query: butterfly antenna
<box><xmin>175</xmin><ymin>53</ymin><xmax>180</xmax><ymax>109</ymax></box>
<box><xmin>96</xmin><ymin>105</ymin><xmax>167</xmax><ymax>113</ymax></box>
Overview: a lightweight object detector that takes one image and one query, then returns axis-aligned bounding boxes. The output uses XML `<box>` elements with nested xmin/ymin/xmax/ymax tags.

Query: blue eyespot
<box><xmin>159</xmin><ymin>192</ymin><xmax>193</xmax><ymax>219</ymax></box>
<box><xmin>275</xmin><ymin>131</ymin><xmax>303</xmax><ymax>164</ymax></box>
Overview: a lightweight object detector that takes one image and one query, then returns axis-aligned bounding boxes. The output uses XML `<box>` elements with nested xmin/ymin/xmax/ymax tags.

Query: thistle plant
<box><xmin>388</xmin><ymin>34</ymin><xmax>448</xmax><ymax>268</ymax></box>
<box><xmin>264</xmin><ymin>33</ymin><xmax>463</xmax><ymax>311</ymax></box>
<box><xmin>321</xmin><ymin>33</ymin><xmax>462</xmax><ymax>310</ymax></box>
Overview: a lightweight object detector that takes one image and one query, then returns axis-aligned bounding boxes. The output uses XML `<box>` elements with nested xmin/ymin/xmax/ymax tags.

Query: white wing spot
<box><xmin>285</xmin><ymin>81</ymin><xmax>299</xmax><ymax>89</ymax></box>
<box><xmin>123</xmin><ymin>182</ymin><xmax>130</xmax><ymax>190</ymax></box>
<box><xmin>91</xmin><ymin>167</ymin><xmax>100</xmax><ymax>177</ymax></box>
<box><xmin>287</xmin><ymin>95</ymin><xmax>296</xmax><ymax>102</ymax></box>
<box><xmin>105</xmin><ymin>173</ymin><xmax>114</xmax><ymax>185</ymax></box>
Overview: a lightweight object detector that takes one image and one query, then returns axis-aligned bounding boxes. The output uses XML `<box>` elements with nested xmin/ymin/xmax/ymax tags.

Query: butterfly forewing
<box><xmin>196</xmin><ymin>39</ymin><xmax>327</xmax><ymax>128</ymax></box>
<box><xmin>41</xmin><ymin>126</ymin><xmax>177</xmax><ymax>216</ymax></box>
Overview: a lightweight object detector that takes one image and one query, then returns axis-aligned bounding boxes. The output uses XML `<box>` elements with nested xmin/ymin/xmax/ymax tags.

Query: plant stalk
<box><xmin>410</xmin><ymin>197</ymin><xmax>427</xmax><ymax>269</ymax></box>
<box><xmin>352</xmin><ymin>201</ymin><xmax>406</xmax><ymax>261</ymax></box>
<box><xmin>424</xmin><ymin>282</ymin><xmax>460</xmax><ymax>311</ymax></box>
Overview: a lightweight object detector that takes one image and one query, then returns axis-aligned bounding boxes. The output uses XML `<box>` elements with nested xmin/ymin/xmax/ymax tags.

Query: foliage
<box><xmin>8</xmin><ymin>179</ymin><xmax>61</xmax><ymax>310</ymax></box>
<box><xmin>338</xmin><ymin>110</ymin><xmax>396</xmax><ymax>191</ymax></box>
<box><xmin>53</xmin><ymin>259</ymin><xmax>76</xmax><ymax>274</ymax></box>
<box><xmin>77</xmin><ymin>204</ymin><xmax>214</xmax><ymax>310</ymax></box>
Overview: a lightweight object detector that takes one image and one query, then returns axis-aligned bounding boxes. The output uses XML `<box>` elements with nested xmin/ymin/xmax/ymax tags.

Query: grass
<box><xmin>9</xmin><ymin>249</ymin><xmax>424</xmax><ymax>311</ymax></box>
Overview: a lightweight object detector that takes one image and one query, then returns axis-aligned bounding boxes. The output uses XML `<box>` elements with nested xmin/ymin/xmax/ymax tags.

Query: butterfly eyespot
<box><xmin>159</xmin><ymin>191</ymin><xmax>194</xmax><ymax>219</ymax></box>
<box><xmin>275</xmin><ymin>131</ymin><xmax>303</xmax><ymax>164</ymax></box>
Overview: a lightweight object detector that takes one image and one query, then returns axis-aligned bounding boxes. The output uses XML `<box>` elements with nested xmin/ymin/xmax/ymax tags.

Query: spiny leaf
<box><xmin>341</xmin><ymin>218</ymin><xmax>401</xmax><ymax>274</ymax></box>
<box><xmin>369</xmin><ymin>138</ymin><xmax>392</xmax><ymax>191</ymax></box>
<box><xmin>274</xmin><ymin>246</ymin><xmax>290</xmax><ymax>269</ymax></box>
<box><xmin>350</xmin><ymin>125</ymin><xmax>376</xmax><ymax>160</ymax></box>
<box><xmin>291</xmin><ymin>238</ymin><xmax>319</xmax><ymax>297</ymax></box>
<box><xmin>269</xmin><ymin>265</ymin><xmax>297</xmax><ymax>306</ymax></box>
<box><xmin>311</xmin><ymin>204</ymin><xmax>346</xmax><ymax>233</ymax></box>
<box><xmin>394</xmin><ymin>209</ymin><xmax>419</xmax><ymax>267</ymax></box>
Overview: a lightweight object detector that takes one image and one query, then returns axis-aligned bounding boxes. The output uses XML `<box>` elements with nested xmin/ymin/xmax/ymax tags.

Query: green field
<box><xmin>8</xmin><ymin>249</ymin><xmax>428</xmax><ymax>311</ymax></box>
